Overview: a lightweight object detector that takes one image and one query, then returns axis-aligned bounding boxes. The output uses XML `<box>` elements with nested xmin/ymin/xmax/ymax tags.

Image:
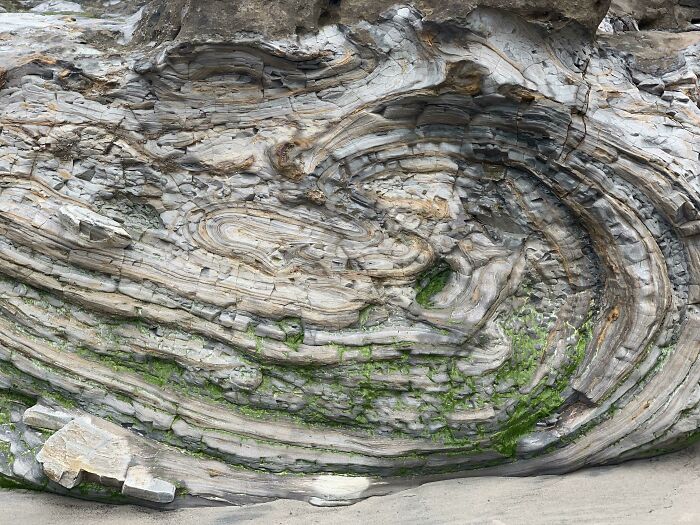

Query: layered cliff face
<box><xmin>607</xmin><ymin>0</ymin><xmax>700</xmax><ymax>30</ymax></box>
<box><xmin>0</xmin><ymin>0</ymin><xmax>699</xmax><ymax>508</ymax></box>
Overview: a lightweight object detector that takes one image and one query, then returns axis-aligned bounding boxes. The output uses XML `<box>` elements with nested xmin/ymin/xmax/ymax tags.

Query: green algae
<box><xmin>284</xmin><ymin>332</ymin><xmax>304</xmax><ymax>351</ymax></box>
<box><xmin>491</xmin><ymin>387</ymin><xmax>564</xmax><ymax>456</ymax></box>
<box><xmin>0</xmin><ymin>274</ymin><xmax>609</xmax><ymax>471</ymax></box>
<box><xmin>76</xmin><ymin>346</ymin><xmax>184</xmax><ymax>388</ymax></box>
<box><xmin>415</xmin><ymin>261</ymin><xmax>451</xmax><ymax>307</ymax></box>
<box><xmin>75</xmin><ymin>481</ymin><xmax>131</xmax><ymax>503</ymax></box>
<box><xmin>45</xmin><ymin>390</ymin><xmax>77</xmax><ymax>410</ymax></box>
<box><xmin>0</xmin><ymin>389</ymin><xmax>36</xmax><ymax>426</ymax></box>
<box><xmin>0</xmin><ymin>474</ymin><xmax>34</xmax><ymax>490</ymax></box>
<box><xmin>495</xmin><ymin>307</ymin><xmax>550</xmax><ymax>388</ymax></box>
<box><xmin>279</xmin><ymin>317</ymin><xmax>304</xmax><ymax>351</ymax></box>
<box><xmin>490</xmin><ymin>311</ymin><xmax>594</xmax><ymax>457</ymax></box>
<box><xmin>145</xmin><ymin>359</ymin><xmax>183</xmax><ymax>387</ymax></box>
<box><xmin>357</xmin><ymin>306</ymin><xmax>372</xmax><ymax>328</ymax></box>
<box><xmin>0</xmin><ymin>440</ymin><xmax>12</xmax><ymax>464</ymax></box>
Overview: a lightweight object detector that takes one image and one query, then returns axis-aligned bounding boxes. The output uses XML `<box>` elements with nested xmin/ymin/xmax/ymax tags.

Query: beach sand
<box><xmin>1</xmin><ymin>443</ymin><xmax>698</xmax><ymax>525</ymax></box>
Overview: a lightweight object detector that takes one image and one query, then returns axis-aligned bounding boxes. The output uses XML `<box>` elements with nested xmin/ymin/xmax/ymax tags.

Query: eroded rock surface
<box><xmin>134</xmin><ymin>0</ymin><xmax>610</xmax><ymax>43</ymax></box>
<box><xmin>607</xmin><ymin>0</ymin><xmax>700</xmax><ymax>30</ymax></box>
<box><xmin>0</xmin><ymin>0</ymin><xmax>699</xmax><ymax>508</ymax></box>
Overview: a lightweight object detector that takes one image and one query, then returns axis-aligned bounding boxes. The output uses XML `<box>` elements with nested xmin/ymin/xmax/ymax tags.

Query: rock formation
<box><xmin>0</xmin><ymin>0</ymin><xmax>699</xmax><ymax>508</ymax></box>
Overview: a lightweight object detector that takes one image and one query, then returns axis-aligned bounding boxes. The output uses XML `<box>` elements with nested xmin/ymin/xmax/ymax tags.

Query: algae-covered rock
<box><xmin>0</xmin><ymin>0</ymin><xmax>698</xmax><ymax>509</ymax></box>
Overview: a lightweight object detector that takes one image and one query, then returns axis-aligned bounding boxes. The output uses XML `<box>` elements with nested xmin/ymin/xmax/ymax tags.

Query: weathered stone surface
<box><xmin>135</xmin><ymin>0</ymin><xmax>611</xmax><ymax>44</ymax></box>
<box><xmin>36</xmin><ymin>416</ymin><xmax>132</xmax><ymax>489</ymax></box>
<box><xmin>121</xmin><ymin>465</ymin><xmax>175</xmax><ymax>503</ymax></box>
<box><xmin>30</xmin><ymin>1</ymin><xmax>82</xmax><ymax>13</ymax></box>
<box><xmin>0</xmin><ymin>0</ymin><xmax>699</xmax><ymax>510</ymax></box>
<box><xmin>22</xmin><ymin>404</ymin><xmax>75</xmax><ymax>431</ymax></box>
<box><xmin>607</xmin><ymin>0</ymin><xmax>700</xmax><ymax>30</ymax></box>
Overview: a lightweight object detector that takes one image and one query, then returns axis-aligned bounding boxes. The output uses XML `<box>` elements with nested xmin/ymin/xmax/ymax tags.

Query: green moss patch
<box><xmin>491</xmin><ymin>312</ymin><xmax>594</xmax><ymax>457</ymax></box>
<box><xmin>415</xmin><ymin>261</ymin><xmax>452</xmax><ymax>307</ymax></box>
<box><xmin>280</xmin><ymin>319</ymin><xmax>304</xmax><ymax>352</ymax></box>
<box><xmin>0</xmin><ymin>389</ymin><xmax>37</xmax><ymax>425</ymax></box>
<box><xmin>0</xmin><ymin>474</ymin><xmax>34</xmax><ymax>490</ymax></box>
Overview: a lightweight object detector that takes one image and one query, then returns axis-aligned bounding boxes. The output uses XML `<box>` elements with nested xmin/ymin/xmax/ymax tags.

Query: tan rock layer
<box><xmin>0</xmin><ymin>0</ymin><xmax>698</xmax><ymax>508</ymax></box>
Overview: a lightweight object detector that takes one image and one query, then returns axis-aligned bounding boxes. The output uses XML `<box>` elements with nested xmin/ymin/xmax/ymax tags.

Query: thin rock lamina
<box><xmin>0</xmin><ymin>0</ymin><xmax>699</xmax><ymax>508</ymax></box>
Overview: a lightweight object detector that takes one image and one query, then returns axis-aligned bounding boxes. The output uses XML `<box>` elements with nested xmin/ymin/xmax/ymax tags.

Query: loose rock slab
<box><xmin>36</xmin><ymin>416</ymin><xmax>132</xmax><ymax>489</ymax></box>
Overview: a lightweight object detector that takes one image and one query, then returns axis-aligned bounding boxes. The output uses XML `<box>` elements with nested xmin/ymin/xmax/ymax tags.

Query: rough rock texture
<box><xmin>4</xmin><ymin>442</ymin><xmax>700</xmax><ymax>525</ymax></box>
<box><xmin>37</xmin><ymin>416</ymin><xmax>132</xmax><ymax>490</ymax></box>
<box><xmin>608</xmin><ymin>0</ymin><xmax>700</xmax><ymax>30</ymax></box>
<box><xmin>134</xmin><ymin>0</ymin><xmax>611</xmax><ymax>44</ymax></box>
<box><xmin>0</xmin><ymin>0</ymin><xmax>699</xmax><ymax>508</ymax></box>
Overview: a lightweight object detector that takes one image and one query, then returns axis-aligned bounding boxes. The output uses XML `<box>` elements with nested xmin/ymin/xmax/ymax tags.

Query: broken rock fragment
<box><xmin>36</xmin><ymin>416</ymin><xmax>131</xmax><ymax>489</ymax></box>
<box><xmin>122</xmin><ymin>465</ymin><xmax>176</xmax><ymax>504</ymax></box>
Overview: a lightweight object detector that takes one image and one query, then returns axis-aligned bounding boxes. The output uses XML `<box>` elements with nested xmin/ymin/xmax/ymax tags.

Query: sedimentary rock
<box><xmin>607</xmin><ymin>0</ymin><xmax>700</xmax><ymax>30</ymax></box>
<box><xmin>0</xmin><ymin>0</ymin><xmax>699</xmax><ymax>508</ymax></box>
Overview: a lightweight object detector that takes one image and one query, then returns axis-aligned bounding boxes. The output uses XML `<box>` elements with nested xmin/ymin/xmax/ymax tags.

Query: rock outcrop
<box><xmin>607</xmin><ymin>0</ymin><xmax>700</xmax><ymax>30</ymax></box>
<box><xmin>0</xmin><ymin>0</ymin><xmax>699</xmax><ymax>508</ymax></box>
<box><xmin>134</xmin><ymin>0</ymin><xmax>610</xmax><ymax>43</ymax></box>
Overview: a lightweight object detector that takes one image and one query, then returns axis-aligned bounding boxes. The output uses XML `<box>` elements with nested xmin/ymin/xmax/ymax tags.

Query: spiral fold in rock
<box><xmin>0</xmin><ymin>0</ymin><xmax>699</xmax><ymax>508</ymax></box>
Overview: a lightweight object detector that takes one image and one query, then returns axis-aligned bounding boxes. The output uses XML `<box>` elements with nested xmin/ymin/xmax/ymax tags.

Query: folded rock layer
<box><xmin>0</xmin><ymin>0</ymin><xmax>699</xmax><ymax>508</ymax></box>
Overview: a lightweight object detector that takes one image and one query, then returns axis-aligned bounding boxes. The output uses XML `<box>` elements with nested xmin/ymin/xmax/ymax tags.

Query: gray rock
<box><xmin>0</xmin><ymin>0</ymin><xmax>698</xmax><ymax>510</ymax></box>
<box><xmin>36</xmin><ymin>416</ymin><xmax>132</xmax><ymax>489</ymax></box>
<box><xmin>121</xmin><ymin>465</ymin><xmax>176</xmax><ymax>503</ymax></box>
<box><xmin>134</xmin><ymin>0</ymin><xmax>611</xmax><ymax>44</ymax></box>
<box><xmin>609</xmin><ymin>0</ymin><xmax>700</xmax><ymax>30</ymax></box>
<box><xmin>31</xmin><ymin>1</ymin><xmax>83</xmax><ymax>13</ymax></box>
<box><xmin>22</xmin><ymin>404</ymin><xmax>76</xmax><ymax>431</ymax></box>
<box><xmin>637</xmin><ymin>77</ymin><xmax>665</xmax><ymax>95</ymax></box>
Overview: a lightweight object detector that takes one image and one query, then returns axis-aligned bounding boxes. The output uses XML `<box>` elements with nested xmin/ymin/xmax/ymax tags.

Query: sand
<box><xmin>1</xmin><ymin>443</ymin><xmax>698</xmax><ymax>525</ymax></box>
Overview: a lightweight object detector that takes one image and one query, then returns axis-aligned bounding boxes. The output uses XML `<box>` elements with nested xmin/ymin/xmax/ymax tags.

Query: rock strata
<box><xmin>135</xmin><ymin>0</ymin><xmax>611</xmax><ymax>44</ymax></box>
<box><xmin>607</xmin><ymin>0</ymin><xmax>700</xmax><ymax>30</ymax></box>
<box><xmin>0</xmin><ymin>0</ymin><xmax>699</xmax><ymax>508</ymax></box>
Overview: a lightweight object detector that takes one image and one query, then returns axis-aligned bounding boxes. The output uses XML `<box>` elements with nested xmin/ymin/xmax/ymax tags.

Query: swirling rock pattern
<box><xmin>0</xmin><ymin>0</ymin><xmax>699</xmax><ymax>508</ymax></box>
